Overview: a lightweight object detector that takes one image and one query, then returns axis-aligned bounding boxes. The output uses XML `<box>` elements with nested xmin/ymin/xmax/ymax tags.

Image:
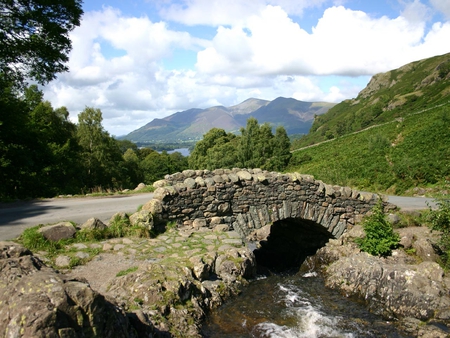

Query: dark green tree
<box><xmin>0</xmin><ymin>0</ymin><xmax>83</xmax><ymax>85</ymax></box>
<box><xmin>265</xmin><ymin>125</ymin><xmax>292</xmax><ymax>171</ymax></box>
<box><xmin>189</xmin><ymin>128</ymin><xmax>237</xmax><ymax>170</ymax></box>
<box><xmin>77</xmin><ymin>107</ymin><xmax>123</xmax><ymax>190</ymax></box>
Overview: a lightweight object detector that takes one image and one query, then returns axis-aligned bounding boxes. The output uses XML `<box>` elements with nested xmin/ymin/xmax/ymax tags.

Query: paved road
<box><xmin>0</xmin><ymin>193</ymin><xmax>154</xmax><ymax>241</ymax></box>
<box><xmin>0</xmin><ymin>193</ymin><xmax>438</xmax><ymax>241</ymax></box>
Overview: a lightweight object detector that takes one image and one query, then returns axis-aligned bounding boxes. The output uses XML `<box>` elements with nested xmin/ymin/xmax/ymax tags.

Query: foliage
<box><xmin>288</xmin><ymin>105</ymin><xmax>450</xmax><ymax>195</ymax></box>
<box><xmin>189</xmin><ymin>118</ymin><xmax>291</xmax><ymax>171</ymax></box>
<box><xmin>427</xmin><ymin>198</ymin><xmax>450</xmax><ymax>269</ymax></box>
<box><xmin>0</xmin><ymin>0</ymin><xmax>83</xmax><ymax>85</ymax></box>
<box><xmin>355</xmin><ymin>200</ymin><xmax>400</xmax><ymax>256</ymax></box>
<box><xmin>293</xmin><ymin>53</ymin><xmax>450</xmax><ymax>148</ymax></box>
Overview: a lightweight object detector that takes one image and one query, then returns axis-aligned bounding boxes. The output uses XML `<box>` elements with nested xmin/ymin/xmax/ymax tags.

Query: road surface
<box><xmin>0</xmin><ymin>193</ymin><xmax>154</xmax><ymax>241</ymax></box>
<box><xmin>0</xmin><ymin>193</ymin><xmax>438</xmax><ymax>241</ymax></box>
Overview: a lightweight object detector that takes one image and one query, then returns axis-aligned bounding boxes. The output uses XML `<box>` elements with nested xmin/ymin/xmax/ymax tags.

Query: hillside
<box><xmin>288</xmin><ymin>52</ymin><xmax>450</xmax><ymax>196</ymax></box>
<box><xmin>122</xmin><ymin>97</ymin><xmax>335</xmax><ymax>143</ymax></box>
<box><xmin>293</xmin><ymin>52</ymin><xmax>450</xmax><ymax>148</ymax></box>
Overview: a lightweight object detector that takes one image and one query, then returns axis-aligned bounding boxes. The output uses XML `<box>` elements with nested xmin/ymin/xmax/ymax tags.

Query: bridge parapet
<box><xmin>150</xmin><ymin>168</ymin><xmax>382</xmax><ymax>239</ymax></box>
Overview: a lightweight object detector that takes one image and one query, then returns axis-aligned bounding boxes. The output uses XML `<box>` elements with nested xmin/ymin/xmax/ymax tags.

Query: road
<box><xmin>0</xmin><ymin>193</ymin><xmax>154</xmax><ymax>241</ymax></box>
<box><xmin>0</xmin><ymin>193</ymin><xmax>438</xmax><ymax>241</ymax></box>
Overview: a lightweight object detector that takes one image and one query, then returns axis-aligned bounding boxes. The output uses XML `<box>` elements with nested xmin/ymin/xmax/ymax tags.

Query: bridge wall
<box><xmin>150</xmin><ymin>168</ymin><xmax>382</xmax><ymax>239</ymax></box>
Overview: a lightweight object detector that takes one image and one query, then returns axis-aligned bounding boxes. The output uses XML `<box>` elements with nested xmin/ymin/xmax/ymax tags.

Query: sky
<box><xmin>41</xmin><ymin>0</ymin><xmax>450</xmax><ymax>136</ymax></box>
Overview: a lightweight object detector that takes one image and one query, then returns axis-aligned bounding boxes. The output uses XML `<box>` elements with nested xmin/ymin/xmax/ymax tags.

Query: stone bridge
<box><xmin>147</xmin><ymin>168</ymin><xmax>387</xmax><ymax>270</ymax></box>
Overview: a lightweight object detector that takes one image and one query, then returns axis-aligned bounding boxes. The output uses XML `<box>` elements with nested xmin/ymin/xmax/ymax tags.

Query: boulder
<box><xmin>37</xmin><ymin>222</ymin><xmax>76</xmax><ymax>241</ymax></box>
<box><xmin>129</xmin><ymin>210</ymin><xmax>154</xmax><ymax>230</ymax></box>
<box><xmin>325</xmin><ymin>253</ymin><xmax>450</xmax><ymax>321</ymax></box>
<box><xmin>0</xmin><ymin>242</ymin><xmax>153</xmax><ymax>337</ymax></box>
<box><xmin>81</xmin><ymin>217</ymin><xmax>107</xmax><ymax>231</ymax></box>
<box><xmin>109</xmin><ymin>212</ymin><xmax>129</xmax><ymax>225</ymax></box>
<box><xmin>134</xmin><ymin>183</ymin><xmax>146</xmax><ymax>191</ymax></box>
<box><xmin>142</xmin><ymin>199</ymin><xmax>163</xmax><ymax>215</ymax></box>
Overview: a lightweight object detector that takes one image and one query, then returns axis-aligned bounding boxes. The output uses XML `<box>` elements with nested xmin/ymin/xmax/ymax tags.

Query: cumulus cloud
<box><xmin>195</xmin><ymin>4</ymin><xmax>449</xmax><ymax>78</ymax></box>
<box><xmin>158</xmin><ymin>0</ymin><xmax>328</xmax><ymax>26</ymax></box>
<box><xmin>42</xmin><ymin>1</ymin><xmax>450</xmax><ymax>136</ymax></box>
<box><xmin>430</xmin><ymin>0</ymin><xmax>450</xmax><ymax>19</ymax></box>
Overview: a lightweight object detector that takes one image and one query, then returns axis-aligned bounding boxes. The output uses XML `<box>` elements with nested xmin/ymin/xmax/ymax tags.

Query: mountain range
<box><xmin>122</xmin><ymin>97</ymin><xmax>336</xmax><ymax>143</ymax></box>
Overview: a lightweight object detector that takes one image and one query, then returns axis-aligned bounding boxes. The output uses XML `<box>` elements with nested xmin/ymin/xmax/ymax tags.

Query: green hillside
<box><xmin>293</xmin><ymin>52</ymin><xmax>450</xmax><ymax>148</ymax></box>
<box><xmin>288</xmin><ymin>103</ymin><xmax>450</xmax><ymax>195</ymax></box>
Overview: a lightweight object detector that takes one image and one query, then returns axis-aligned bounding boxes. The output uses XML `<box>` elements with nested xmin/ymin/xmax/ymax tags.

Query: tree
<box><xmin>0</xmin><ymin>0</ymin><xmax>83</xmax><ymax>85</ymax></box>
<box><xmin>77</xmin><ymin>107</ymin><xmax>123</xmax><ymax>190</ymax></box>
<box><xmin>265</xmin><ymin>126</ymin><xmax>292</xmax><ymax>171</ymax></box>
<box><xmin>189</xmin><ymin>128</ymin><xmax>237</xmax><ymax>170</ymax></box>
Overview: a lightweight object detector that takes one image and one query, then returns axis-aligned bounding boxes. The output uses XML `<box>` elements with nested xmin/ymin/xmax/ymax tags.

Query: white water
<box><xmin>202</xmin><ymin>273</ymin><xmax>408</xmax><ymax>338</ymax></box>
<box><xmin>251</xmin><ymin>282</ymin><xmax>356</xmax><ymax>338</ymax></box>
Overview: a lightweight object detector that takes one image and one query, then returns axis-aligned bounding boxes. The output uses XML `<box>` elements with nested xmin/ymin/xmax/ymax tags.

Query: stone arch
<box><xmin>145</xmin><ymin>168</ymin><xmax>389</xmax><ymax>270</ymax></box>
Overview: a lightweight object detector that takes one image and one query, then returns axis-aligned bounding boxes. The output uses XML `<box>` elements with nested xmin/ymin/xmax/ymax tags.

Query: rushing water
<box><xmin>202</xmin><ymin>272</ymin><xmax>411</xmax><ymax>338</ymax></box>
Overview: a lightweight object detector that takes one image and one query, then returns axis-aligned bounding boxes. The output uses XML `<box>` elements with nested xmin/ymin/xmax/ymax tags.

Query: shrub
<box><xmin>356</xmin><ymin>200</ymin><xmax>400</xmax><ymax>256</ymax></box>
<box><xmin>427</xmin><ymin>198</ymin><xmax>450</xmax><ymax>269</ymax></box>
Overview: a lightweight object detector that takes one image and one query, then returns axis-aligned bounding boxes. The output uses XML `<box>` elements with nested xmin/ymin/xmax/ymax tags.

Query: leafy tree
<box><xmin>0</xmin><ymin>0</ymin><xmax>83</xmax><ymax>85</ymax></box>
<box><xmin>27</xmin><ymin>100</ymin><xmax>80</xmax><ymax>196</ymax></box>
<box><xmin>0</xmin><ymin>78</ymin><xmax>31</xmax><ymax>198</ymax></box>
<box><xmin>266</xmin><ymin>126</ymin><xmax>292</xmax><ymax>171</ymax></box>
<box><xmin>189</xmin><ymin>128</ymin><xmax>237</xmax><ymax>170</ymax></box>
<box><xmin>76</xmin><ymin>107</ymin><xmax>123</xmax><ymax>190</ymax></box>
<box><xmin>238</xmin><ymin>117</ymin><xmax>260</xmax><ymax>168</ymax></box>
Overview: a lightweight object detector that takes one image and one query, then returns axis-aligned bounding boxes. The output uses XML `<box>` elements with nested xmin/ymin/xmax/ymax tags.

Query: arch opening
<box><xmin>253</xmin><ymin>218</ymin><xmax>334</xmax><ymax>273</ymax></box>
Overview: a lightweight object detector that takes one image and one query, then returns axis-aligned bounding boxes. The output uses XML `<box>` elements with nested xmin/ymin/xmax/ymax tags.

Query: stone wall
<box><xmin>150</xmin><ymin>168</ymin><xmax>384</xmax><ymax>240</ymax></box>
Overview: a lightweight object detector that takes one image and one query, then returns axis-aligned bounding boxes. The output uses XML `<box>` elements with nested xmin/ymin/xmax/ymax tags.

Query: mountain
<box><xmin>294</xmin><ymin>52</ymin><xmax>450</xmax><ymax>147</ymax></box>
<box><xmin>122</xmin><ymin>97</ymin><xmax>335</xmax><ymax>143</ymax></box>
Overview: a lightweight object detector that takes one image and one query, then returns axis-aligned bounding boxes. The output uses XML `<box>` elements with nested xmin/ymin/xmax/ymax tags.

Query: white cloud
<box><xmin>42</xmin><ymin>2</ymin><xmax>450</xmax><ymax>136</ymax></box>
<box><xmin>195</xmin><ymin>5</ymin><xmax>449</xmax><ymax>78</ymax></box>
<box><xmin>159</xmin><ymin>0</ymin><xmax>328</xmax><ymax>26</ymax></box>
<box><xmin>430</xmin><ymin>0</ymin><xmax>450</xmax><ymax>19</ymax></box>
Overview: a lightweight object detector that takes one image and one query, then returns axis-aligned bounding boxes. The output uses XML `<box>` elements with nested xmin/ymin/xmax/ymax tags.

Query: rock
<box><xmin>55</xmin><ymin>255</ymin><xmax>71</xmax><ymax>267</ymax></box>
<box><xmin>0</xmin><ymin>241</ymin><xmax>31</xmax><ymax>258</ymax></box>
<box><xmin>236</xmin><ymin>170</ymin><xmax>252</xmax><ymax>181</ymax></box>
<box><xmin>215</xmin><ymin>247</ymin><xmax>256</xmax><ymax>282</ymax></box>
<box><xmin>387</xmin><ymin>213</ymin><xmax>400</xmax><ymax>225</ymax></box>
<box><xmin>142</xmin><ymin>199</ymin><xmax>163</xmax><ymax>215</ymax></box>
<box><xmin>134</xmin><ymin>182</ymin><xmax>146</xmax><ymax>191</ymax></box>
<box><xmin>129</xmin><ymin>210</ymin><xmax>154</xmax><ymax>230</ymax></box>
<box><xmin>193</xmin><ymin>218</ymin><xmax>207</xmax><ymax>228</ymax></box>
<box><xmin>153</xmin><ymin>179</ymin><xmax>168</xmax><ymax>188</ymax></box>
<box><xmin>412</xmin><ymin>238</ymin><xmax>439</xmax><ymax>262</ymax></box>
<box><xmin>109</xmin><ymin>211</ymin><xmax>129</xmax><ymax>224</ymax></box>
<box><xmin>37</xmin><ymin>222</ymin><xmax>76</xmax><ymax>241</ymax></box>
<box><xmin>81</xmin><ymin>217</ymin><xmax>107</xmax><ymax>231</ymax></box>
<box><xmin>325</xmin><ymin>253</ymin><xmax>450</xmax><ymax>321</ymax></box>
<box><xmin>0</xmin><ymin>246</ymin><xmax>151</xmax><ymax>337</ymax></box>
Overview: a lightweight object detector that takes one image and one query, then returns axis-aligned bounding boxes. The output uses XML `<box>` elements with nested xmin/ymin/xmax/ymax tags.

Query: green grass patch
<box><xmin>116</xmin><ymin>266</ymin><xmax>139</xmax><ymax>277</ymax></box>
<box><xmin>288</xmin><ymin>105</ymin><xmax>450</xmax><ymax>195</ymax></box>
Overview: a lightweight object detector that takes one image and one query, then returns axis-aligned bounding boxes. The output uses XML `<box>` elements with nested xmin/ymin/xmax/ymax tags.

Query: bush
<box><xmin>356</xmin><ymin>200</ymin><xmax>400</xmax><ymax>256</ymax></box>
<box><xmin>427</xmin><ymin>198</ymin><xmax>450</xmax><ymax>269</ymax></box>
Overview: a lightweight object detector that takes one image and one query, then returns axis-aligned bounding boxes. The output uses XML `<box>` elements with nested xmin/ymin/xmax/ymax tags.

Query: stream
<box><xmin>202</xmin><ymin>272</ymin><xmax>411</xmax><ymax>338</ymax></box>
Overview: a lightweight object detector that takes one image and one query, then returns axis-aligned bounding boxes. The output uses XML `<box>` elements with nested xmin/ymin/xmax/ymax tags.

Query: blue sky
<box><xmin>42</xmin><ymin>0</ymin><xmax>450</xmax><ymax>136</ymax></box>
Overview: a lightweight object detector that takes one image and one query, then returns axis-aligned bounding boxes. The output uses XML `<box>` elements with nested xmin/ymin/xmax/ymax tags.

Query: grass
<box><xmin>288</xmin><ymin>105</ymin><xmax>450</xmax><ymax>196</ymax></box>
<box><xmin>116</xmin><ymin>266</ymin><xmax>139</xmax><ymax>277</ymax></box>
